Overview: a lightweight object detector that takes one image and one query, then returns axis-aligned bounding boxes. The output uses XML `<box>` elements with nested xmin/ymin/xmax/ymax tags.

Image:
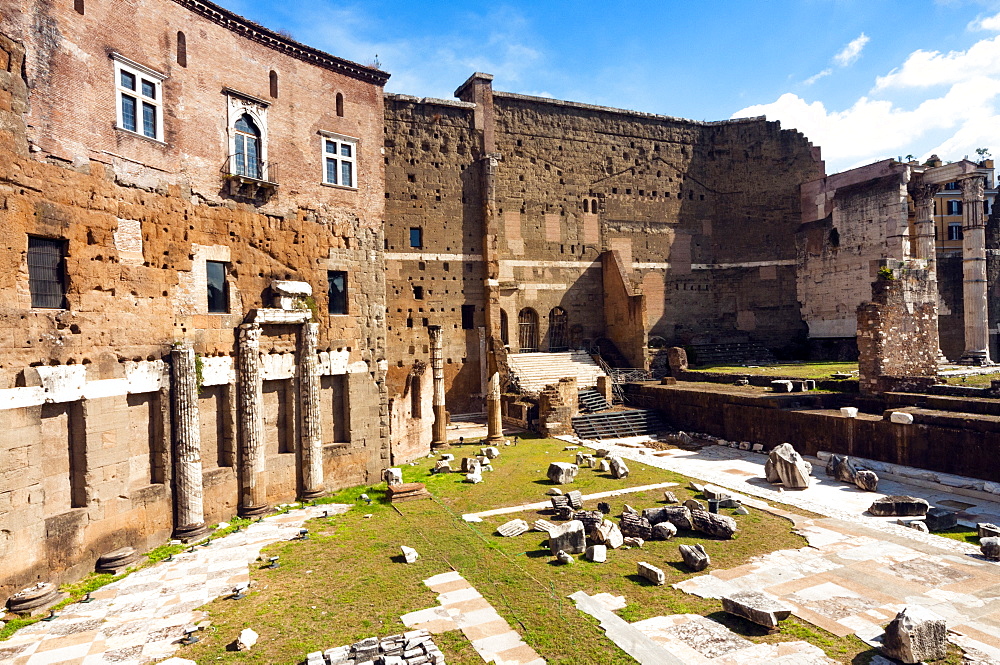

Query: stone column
<box><xmin>429</xmin><ymin>325</ymin><xmax>448</xmax><ymax>449</ymax></box>
<box><xmin>909</xmin><ymin>182</ymin><xmax>940</xmax><ymax>273</ymax></box>
<box><xmin>961</xmin><ymin>176</ymin><xmax>991</xmax><ymax>365</ymax></box>
<box><xmin>298</xmin><ymin>322</ymin><xmax>324</xmax><ymax>499</ymax></box>
<box><xmin>170</xmin><ymin>345</ymin><xmax>208</xmax><ymax>541</ymax></box>
<box><xmin>237</xmin><ymin>323</ymin><xmax>268</xmax><ymax>516</ymax></box>
<box><xmin>485</xmin><ymin>370</ymin><xmax>504</xmax><ymax>443</ymax></box>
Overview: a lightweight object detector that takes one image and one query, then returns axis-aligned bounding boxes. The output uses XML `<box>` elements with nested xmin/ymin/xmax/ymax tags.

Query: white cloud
<box><xmin>833</xmin><ymin>33</ymin><xmax>870</xmax><ymax>67</ymax></box>
<box><xmin>875</xmin><ymin>35</ymin><xmax>1000</xmax><ymax>90</ymax></box>
<box><xmin>804</xmin><ymin>68</ymin><xmax>832</xmax><ymax>85</ymax></box>
<box><xmin>969</xmin><ymin>10</ymin><xmax>1000</xmax><ymax>31</ymax></box>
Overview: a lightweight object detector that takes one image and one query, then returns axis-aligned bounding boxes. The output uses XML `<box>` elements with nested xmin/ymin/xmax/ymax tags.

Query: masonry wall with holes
<box><xmin>0</xmin><ymin>2</ymin><xmax>390</xmax><ymax>604</ymax></box>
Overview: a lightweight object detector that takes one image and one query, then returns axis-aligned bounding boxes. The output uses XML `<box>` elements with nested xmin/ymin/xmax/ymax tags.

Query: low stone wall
<box><xmin>676</xmin><ymin>370</ymin><xmax>858</xmax><ymax>393</ymax></box>
<box><xmin>627</xmin><ymin>383</ymin><xmax>1000</xmax><ymax>483</ymax></box>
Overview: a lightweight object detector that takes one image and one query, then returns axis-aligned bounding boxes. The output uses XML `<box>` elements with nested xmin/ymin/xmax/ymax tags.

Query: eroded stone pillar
<box><xmin>170</xmin><ymin>345</ymin><xmax>208</xmax><ymax>541</ymax></box>
<box><xmin>429</xmin><ymin>325</ymin><xmax>448</xmax><ymax>449</ymax></box>
<box><xmin>237</xmin><ymin>323</ymin><xmax>268</xmax><ymax>515</ymax></box>
<box><xmin>486</xmin><ymin>370</ymin><xmax>504</xmax><ymax>443</ymax></box>
<box><xmin>961</xmin><ymin>176</ymin><xmax>991</xmax><ymax>365</ymax></box>
<box><xmin>909</xmin><ymin>182</ymin><xmax>940</xmax><ymax>273</ymax></box>
<box><xmin>298</xmin><ymin>322</ymin><xmax>324</xmax><ymax>498</ymax></box>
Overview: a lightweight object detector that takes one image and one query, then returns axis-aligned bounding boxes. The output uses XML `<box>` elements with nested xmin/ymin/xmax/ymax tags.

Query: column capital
<box><xmin>908</xmin><ymin>182</ymin><xmax>941</xmax><ymax>207</ymax></box>
<box><xmin>960</xmin><ymin>175</ymin><xmax>986</xmax><ymax>204</ymax></box>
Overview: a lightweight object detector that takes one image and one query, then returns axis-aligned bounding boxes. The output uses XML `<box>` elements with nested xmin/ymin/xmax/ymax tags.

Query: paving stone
<box><xmin>722</xmin><ymin>590</ymin><xmax>793</xmax><ymax>629</ymax></box>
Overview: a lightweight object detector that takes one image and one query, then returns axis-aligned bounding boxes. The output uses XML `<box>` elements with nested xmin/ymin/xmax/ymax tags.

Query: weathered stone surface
<box><xmin>841</xmin><ymin>406</ymin><xmax>859</xmax><ymax>418</ymax></box>
<box><xmin>597</xmin><ymin>501</ymin><xmax>611</xmax><ymax>514</ymax></box>
<box><xmin>663</xmin><ymin>491</ymin><xmax>678</xmax><ymax>504</ymax></box>
<box><xmin>826</xmin><ymin>454</ymin><xmax>858</xmax><ymax>483</ymax></box>
<box><xmin>547</xmin><ymin>487</ymin><xmax>563</xmax><ymax>496</ymax></box>
<box><xmin>550</xmin><ymin>495</ymin><xmax>571</xmax><ymax>512</ymax></box>
<box><xmin>623</xmin><ymin>536</ymin><xmax>644</xmax><ymax>548</ymax></box>
<box><xmin>684</xmin><ymin>498</ymin><xmax>706</xmax><ymax>512</ymax></box>
<box><xmin>556</xmin><ymin>550</ymin><xmax>574</xmax><ymax>564</ymax></box>
<box><xmin>764</xmin><ymin>442</ymin><xmax>812</xmax><ymax>489</ymax></box>
<box><xmin>591</xmin><ymin>520</ymin><xmax>625</xmax><ymax>549</ymax></box>
<box><xmin>924</xmin><ymin>508</ymin><xmax>958</xmax><ymax>532</ymax></box>
<box><xmin>235</xmin><ymin>628</ymin><xmax>259</xmax><ymax>651</ymax></box>
<box><xmin>637</xmin><ymin>561</ymin><xmax>665</xmax><ymax>585</ymax></box>
<box><xmin>609</xmin><ymin>456</ymin><xmax>630</xmax><ymax>479</ymax></box>
<box><xmin>586</xmin><ymin>545</ymin><xmax>607</xmax><ymax>563</ymax></box>
<box><xmin>690</xmin><ymin>509</ymin><xmax>738</xmax><ymax>539</ymax></box>
<box><xmin>702</xmin><ymin>485</ymin><xmax>731</xmax><ymax>501</ymax></box>
<box><xmin>5</xmin><ymin>582</ymin><xmax>63</xmax><ymax>615</ymax></box>
<box><xmin>573</xmin><ymin>510</ymin><xmax>604</xmax><ymax>533</ymax></box>
<box><xmin>383</xmin><ymin>468</ymin><xmax>404</xmax><ymax>487</ymax></box>
<box><xmin>95</xmin><ymin>546</ymin><xmax>141</xmax><ymax>575</ymax></box>
<box><xmin>547</xmin><ymin>462</ymin><xmax>579</xmax><ymax>484</ymax></box>
<box><xmin>771</xmin><ymin>380</ymin><xmax>793</xmax><ymax>392</ymax></box>
<box><xmin>481</xmin><ymin>446</ymin><xmax>500</xmax><ymax>459</ymax></box>
<box><xmin>735</xmin><ymin>505</ymin><xmax>750</xmax><ymax>515</ymax></box>
<box><xmin>622</xmin><ymin>504</ymin><xmax>639</xmax><ymax>516</ymax></box>
<box><xmin>566</xmin><ymin>490</ymin><xmax>584</xmax><ymax>510</ymax></box>
<box><xmin>548</xmin><ymin>520</ymin><xmax>586</xmax><ymax>555</ymax></box>
<box><xmin>533</xmin><ymin>519</ymin><xmax>557</xmax><ymax>534</ymax></box>
<box><xmin>880</xmin><ymin>606</ymin><xmax>947</xmax><ymax>664</ymax></box>
<box><xmin>464</xmin><ymin>471</ymin><xmax>483</xmax><ymax>484</ymax></box>
<box><xmin>721</xmin><ymin>591</ymin><xmax>792</xmax><ymax>629</ymax></box>
<box><xmin>432</xmin><ymin>460</ymin><xmax>451</xmax><ymax>474</ymax></box>
<box><xmin>497</xmin><ymin>519</ymin><xmax>530</xmax><ymax>537</ymax></box>
<box><xmin>855</xmin><ymin>469</ymin><xmax>879</xmax><ymax>492</ymax></box>
<box><xmin>869</xmin><ymin>496</ymin><xmax>930</xmax><ymax>517</ymax></box>
<box><xmin>400</xmin><ymin>546</ymin><xmax>420</xmax><ymax>563</ymax></box>
<box><xmin>598</xmin><ymin>459</ymin><xmax>611</xmax><ymax>472</ymax></box>
<box><xmin>978</xmin><ymin>523</ymin><xmax>1000</xmax><ymax>538</ymax></box>
<box><xmin>619</xmin><ymin>513</ymin><xmax>652</xmax><ymax>539</ymax></box>
<box><xmin>658</xmin><ymin>506</ymin><xmax>694</xmax><ymax>531</ymax></box>
<box><xmin>595</xmin><ymin>448</ymin><xmax>610</xmax><ymax>457</ymax></box>
<box><xmin>890</xmin><ymin>411</ymin><xmax>915</xmax><ymax>425</ymax></box>
<box><xmin>679</xmin><ymin>543</ymin><xmax>711</xmax><ymax>571</ymax></box>
<box><xmin>651</xmin><ymin>522</ymin><xmax>678</xmax><ymax>540</ymax></box>
<box><xmin>981</xmin><ymin>536</ymin><xmax>1000</xmax><ymax>560</ymax></box>
<box><xmin>461</xmin><ymin>458</ymin><xmax>481</xmax><ymax>474</ymax></box>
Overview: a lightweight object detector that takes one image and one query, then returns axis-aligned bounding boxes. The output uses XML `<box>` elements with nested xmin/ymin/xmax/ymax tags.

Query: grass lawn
<box><xmin>174</xmin><ymin>435</ymin><xmax>892</xmax><ymax>664</ymax></box>
<box><xmin>687</xmin><ymin>361</ymin><xmax>858</xmax><ymax>379</ymax></box>
<box><xmin>939</xmin><ymin>372</ymin><xmax>1000</xmax><ymax>387</ymax></box>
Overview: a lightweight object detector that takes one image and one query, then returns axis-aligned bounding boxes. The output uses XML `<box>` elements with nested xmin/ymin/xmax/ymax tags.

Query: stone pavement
<box><xmin>401</xmin><ymin>571</ymin><xmax>545</xmax><ymax>665</ymax></box>
<box><xmin>0</xmin><ymin>505</ymin><xmax>346</xmax><ymax>665</ymax></box>
<box><xmin>568</xmin><ymin>436</ymin><xmax>1000</xmax><ymax>661</ymax></box>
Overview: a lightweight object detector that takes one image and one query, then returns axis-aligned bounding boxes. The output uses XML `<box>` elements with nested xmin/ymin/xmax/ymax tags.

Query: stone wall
<box><xmin>0</xmin><ymin>2</ymin><xmax>390</xmax><ymax>604</ymax></box>
<box><xmin>857</xmin><ymin>260</ymin><xmax>939</xmax><ymax>395</ymax></box>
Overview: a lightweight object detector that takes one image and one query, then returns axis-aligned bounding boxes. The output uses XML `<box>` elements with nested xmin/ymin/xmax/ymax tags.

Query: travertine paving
<box><xmin>401</xmin><ymin>571</ymin><xmax>545</xmax><ymax>665</ymax></box>
<box><xmin>0</xmin><ymin>505</ymin><xmax>345</xmax><ymax>665</ymax></box>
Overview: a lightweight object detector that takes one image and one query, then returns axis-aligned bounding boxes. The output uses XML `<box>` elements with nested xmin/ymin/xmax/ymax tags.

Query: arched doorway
<box><xmin>518</xmin><ymin>308</ymin><xmax>538</xmax><ymax>352</ymax></box>
<box><xmin>548</xmin><ymin>307</ymin><xmax>568</xmax><ymax>351</ymax></box>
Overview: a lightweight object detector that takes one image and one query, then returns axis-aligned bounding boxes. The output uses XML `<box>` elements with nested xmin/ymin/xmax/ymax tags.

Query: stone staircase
<box><xmin>578</xmin><ymin>388</ymin><xmax>612</xmax><ymax>413</ymax></box>
<box><xmin>507</xmin><ymin>351</ymin><xmax>607</xmax><ymax>394</ymax></box>
<box><xmin>572</xmin><ymin>409</ymin><xmax>668</xmax><ymax>440</ymax></box>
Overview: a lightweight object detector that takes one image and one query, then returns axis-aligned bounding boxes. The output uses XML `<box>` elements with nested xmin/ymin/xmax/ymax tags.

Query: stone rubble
<box><xmin>316</xmin><ymin>630</ymin><xmax>445</xmax><ymax>665</ymax></box>
<box><xmin>684</xmin><ymin>498</ymin><xmax>706</xmax><ymax>512</ymax></box>
<box><xmin>609</xmin><ymin>456</ymin><xmax>630</xmax><ymax>479</ymax></box>
<box><xmin>855</xmin><ymin>469</ymin><xmax>880</xmax><ymax>492</ymax></box>
<box><xmin>480</xmin><ymin>446</ymin><xmax>500</xmax><ymax>459</ymax></box>
<box><xmin>880</xmin><ymin>606</ymin><xmax>947</xmax><ymax>664</ymax></box>
<box><xmin>400</xmin><ymin>546</ymin><xmax>420</xmax><ymax>563</ymax></box>
<box><xmin>623</xmin><ymin>536</ymin><xmax>645</xmax><ymax>548</ymax></box>
<box><xmin>651</xmin><ymin>522</ymin><xmax>678</xmax><ymax>540</ymax></box>
<box><xmin>690</xmin><ymin>509</ymin><xmax>738</xmax><ymax>539</ymax></box>
<box><xmin>566</xmin><ymin>489</ymin><xmax>584</xmax><ymax>510</ymax></box>
<box><xmin>598</xmin><ymin>459</ymin><xmax>611</xmax><ymax>472</ymax></box>
<box><xmin>234</xmin><ymin>628</ymin><xmax>259</xmax><ymax>651</ymax></box>
<box><xmin>387</xmin><ymin>483</ymin><xmax>432</xmax><ymax>502</ymax></box>
<box><xmin>590</xmin><ymin>519</ymin><xmax>625</xmax><ymax>549</ymax></box>
<box><xmin>547</xmin><ymin>462</ymin><xmax>579</xmax><ymax>484</ymax></box>
<box><xmin>533</xmin><ymin>519</ymin><xmax>557</xmax><ymax>534</ymax></box>
<box><xmin>548</xmin><ymin>520</ymin><xmax>586</xmax><ymax>555</ymax></box>
<box><xmin>764</xmin><ymin>442</ymin><xmax>812</xmax><ymax>489</ymax></box>
<box><xmin>637</xmin><ymin>561</ymin><xmax>665</xmax><ymax>585</ymax></box>
<box><xmin>981</xmin><ymin>536</ymin><xmax>1000</xmax><ymax>560</ymax></box>
<box><xmin>868</xmin><ymin>495</ymin><xmax>930</xmax><ymax>517</ymax></box>
<box><xmin>586</xmin><ymin>544</ymin><xmax>607</xmax><ymax>563</ymax></box>
<box><xmin>557</xmin><ymin>550</ymin><xmax>575</xmax><ymax>564</ymax></box>
<box><xmin>597</xmin><ymin>501</ymin><xmax>611</xmax><ymax>514</ymax></box>
<box><xmin>663</xmin><ymin>491</ymin><xmax>678</xmax><ymax>504</ymax></box>
<box><xmin>721</xmin><ymin>590</ymin><xmax>792</xmax><ymax>630</ymax></box>
<box><xmin>383</xmin><ymin>468</ymin><xmax>404</xmax><ymax>487</ymax></box>
<box><xmin>496</xmin><ymin>519</ymin><xmax>530</xmax><ymax>537</ymax></box>
<box><xmin>461</xmin><ymin>458</ymin><xmax>481</xmax><ymax>474</ymax></box>
<box><xmin>978</xmin><ymin>523</ymin><xmax>1000</xmax><ymax>538</ymax></box>
<box><xmin>924</xmin><ymin>507</ymin><xmax>958</xmax><ymax>532</ymax></box>
<box><xmin>619</xmin><ymin>513</ymin><xmax>653</xmax><ymax>540</ymax></box>
<box><xmin>679</xmin><ymin>543</ymin><xmax>711</xmax><ymax>571</ymax></box>
<box><xmin>432</xmin><ymin>460</ymin><xmax>452</xmax><ymax>474</ymax></box>
<box><xmin>572</xmin><ymin>510</ymin><xmax>604</xmax><ymax>532</ymax></box>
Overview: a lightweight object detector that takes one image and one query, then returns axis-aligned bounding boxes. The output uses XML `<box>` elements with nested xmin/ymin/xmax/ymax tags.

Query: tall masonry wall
<box><xmin>0</xmin><ymin>0</ymin><xmax>390</xmax><ymax>603</ymax></box>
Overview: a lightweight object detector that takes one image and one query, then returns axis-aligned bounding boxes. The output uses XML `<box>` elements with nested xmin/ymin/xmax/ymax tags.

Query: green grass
<box><xmin>687</xmin><ymin>361</ymin><xmax>858</xmax><ymax>379</ymax></box>
<box><xmin>173</xmin><ymin>437</ymin><xmax>887</xmax><ymax>664</ymax></box>
<box><xmin>934</xmin><ymin>525</ymin><xmax>980</xmax><ymax>544</ymax></box>
<box><xmin>939</xmin><ymin>372</ymin><xmax>1000</xmax><ymax>387</ymax></box>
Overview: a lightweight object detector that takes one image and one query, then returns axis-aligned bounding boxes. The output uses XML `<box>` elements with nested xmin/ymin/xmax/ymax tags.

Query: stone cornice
<box><xmin>169</xmin><ymin>0</ymin><xmax>390</xmax><ymax>86</ymax></box>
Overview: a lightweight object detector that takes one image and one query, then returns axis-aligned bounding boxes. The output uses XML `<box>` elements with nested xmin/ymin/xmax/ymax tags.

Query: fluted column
<box><xmin>298</xmin><ymin>322</ymin><xmax>324</xmax><ymax>498</ymax></box>
<box><xmin>485</xmin><ymin>370</ymin><xmax>504</xmax><ymax>443</ymax></box>
<box><xmin>237</xmin><ymin>323</ymin><xmax>268</xmax><ymax>515</ymax></box>
<box><xmin>429</xmin><ymin>325</ymin><xmax>448</xmax><ymax>449</ymax></box>
<box><xmin>960</xmin><ymin>176</ymin><xmax>991</xmax><ymax>365</ymax></box>
<box><xmin>170</xmin><ymin>345</ymin><xmax>208</xmax><ymax>541</ymax></box>
<box><xmin>909</xmin><ymin>182</ymin><xmax>940</xmax><ymax>273</ymax></box>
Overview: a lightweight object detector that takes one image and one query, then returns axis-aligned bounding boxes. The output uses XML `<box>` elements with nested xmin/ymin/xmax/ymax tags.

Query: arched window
<box><xmin>269</xmin><ymin>70</ymin><xmax>278</xmax><ymax>98</ymax></box>
<box><xmin>583</xmin><ymin>199</ymin><xmax>589</xmax><ymax>213</ymax></box>
<box><xmin>518</xmin><ymin>308</ymin><xmax>538</xmax><ymax>352</ymax></box>
<box><xmin>233</xmin><ymin>114</ymin><xmax>262</xmax><ymax>179</ymax></box>
<box><xmin>500</xmin><ymin>309</ymin><xmax>509</xmax><ymax>346</ymax></box>
<box><xmin>548</xmin><ymin>307</ymin><xmax>568</xmax><ymax>351</ymax></box>
<box><xmin>336</xmin><ymin>92</ymin><xmax>344</xmax><ymax>117</ymax></box>
<box><xmin>176</xmin><ymin>31</ymin><xmax>187</xmax><ymax>67</ymax></box>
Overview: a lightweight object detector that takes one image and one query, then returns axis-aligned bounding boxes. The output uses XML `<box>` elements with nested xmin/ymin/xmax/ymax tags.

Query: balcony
<box><xmin>221</xmin><ymin>155</ymin><xmax>278</xmax><ymax>199</ymax></box>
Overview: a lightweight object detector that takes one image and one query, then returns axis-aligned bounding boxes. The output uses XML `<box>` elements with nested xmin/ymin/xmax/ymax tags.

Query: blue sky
<box><xmin>222</xmin><ymin>0</ymin><xmax>1000</xmax><ymax>172</ymax></box>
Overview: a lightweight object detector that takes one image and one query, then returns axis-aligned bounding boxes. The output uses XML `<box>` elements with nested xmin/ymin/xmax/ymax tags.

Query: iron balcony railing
<box><xmin>221</xmin><ymin>155</ymin><xmax>278</xmax><ymax>186</ymax></box>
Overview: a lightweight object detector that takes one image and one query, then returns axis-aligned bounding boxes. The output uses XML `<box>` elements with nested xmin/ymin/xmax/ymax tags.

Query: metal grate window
<box><xmin>206</xmin><ymin>261</ymin><xmax>229</xmax><ymax>313</ymax></box>
<box><xmin>548</xmin><ymin>307</ymin><xmax>568</xmax><ymax>351</ymax></box>
<box><xmin>27</xmin><ymin>236</ymin><xmax>67</xmax><ymax>309</ymax></box>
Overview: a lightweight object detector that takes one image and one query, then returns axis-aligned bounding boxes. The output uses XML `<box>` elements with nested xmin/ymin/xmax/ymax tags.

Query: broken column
<box><xmin>298</xmin><ymin>322</ymin><xmax>324</xmax><ymax>499</ymax></box>
<box><xmin>237</xmin><ymin>323</ymin><xmax>268</xmax><ymax>516</ymax></box>
<box><xmin>960</xmin><ymin>176</ymin><xmax>991</xmax><ymax>365</ymax></box>
<box><xmin>909</xmin><ymin>182</ymin><xmax>941</xmax><ymax>274</ymax></box>
<box><xmin>170</xmin><ymin>345</ymin><xmax>208</xmax><ymax>540</ymax></box>
<box><xmin>485</xmin><ymin>370</ymin><xmax>504</xmax><ymax>444</ymax></box>
<box><xmin>428</xmin><ymin>325</ymin><xmax>448</xmax><ymax>449</ymax></box>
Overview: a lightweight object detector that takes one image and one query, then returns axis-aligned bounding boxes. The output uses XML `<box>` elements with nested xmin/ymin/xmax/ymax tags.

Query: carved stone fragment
<box><xmin>869</xmin><ymin>496</ymin><xmax>930</xmax><ymax>517</ymax></box>
<box><xmin>497</xmin><ymin>519</ymin><xmax>530</xmax><ymax>537</ymax></box>
<box><xmin>637</xmin><ymin>561</ymin><xmax>665</xmax><ymax>585</ymax></box>
<box><xmin>591</xmin><ymin>520</ymin><xmax>625</xmax><ymax>549</ymax></box>
<box><xmin>679</xmin><ymin>543</ymin><xmax>710</xmax><ymax>571</ymax></box>
<box><xmin>690</xmin><ymin>509</ymin><xmax>738</xmax><ymax>539</ymax></box>
<box><xmin>547</xmin><ymin>462</ymin><xmax>579</xmax><ymax>484</ymax></box>
<box><xmin>609</xmin><ymin>456</ymin><xmax>630</xmax><ymax>479</ymax></box>
<box><xmin>548</xmin><ymin>520</ymin><xmax>586</xmax><ymax>555</ymax></box>
<box><xmin>880</xmin><ymin>606</ymin><xmax>947</xmax><ymax>664</ymax></box>
<box><xmin>651</xmin><ymin>522</ymin><xmax>678</xmax><ymax>540</ymax></box>
<box><xmin>764</xmin><ymin>442</ymin><xmax>812</xmax><ymax>489</ymax></box>
<box><xmin>722</xmin><ymin>591</ymin><xmax>792</xmax><ymax>629</ymax></box>
<box><xmin>619</xmin><ymin>513</ymin><xmax>652</xmax><ymax>539</ymax></box>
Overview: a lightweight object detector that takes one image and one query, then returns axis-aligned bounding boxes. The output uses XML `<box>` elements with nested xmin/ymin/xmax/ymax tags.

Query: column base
<box><xmin>298</xmin><ymin>489</ymin><xmax>325</xmax><ymax>501</ymax></box>
<box><xmin>172</xmin><ymin>523</ymin><xmax>210</xmax><ymax>543</ymax></box>
<box><xmin>431</xmin><ymin>440</ymin><xmax>451</xmax><ymax>450</ymax></box>
<box><xmin>959</xmin><ymin>351</ymin><xmax>991</xmax><ymax>366</ymax></box>
<box><xmin>238</xmin><ymin>504</ymin><xmax>270</xmax><ymax>518</ymax></box>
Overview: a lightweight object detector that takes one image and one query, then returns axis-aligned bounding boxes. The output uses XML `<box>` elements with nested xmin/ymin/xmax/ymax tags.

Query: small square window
<box><xmin>321</xmin><ymin>135</ymin><xmax>358</xmax><ymax>189</ymax></box>
<box><xmin>206</xmin><ymin>261</ymin><xmax>229</xmax><ymax>313</ymax></box>
<box><xmin>328</xmin><ymin>270</ymin><xmax>347</xmax><ymax>314</ymax></box>
<box><xmin>410</xmin><ymin>227</ymin><xmax>423</xmax><ymax>248</ymax></box>
<box><xmin>27</xmin><ymin>236</ymin><xmax>67</xmax><ymax>309</ymax></box>
<box><xmin>413</xmin><ymin>285</ymin><xmax>424</xmax><ymax>300</ymax></box>
<box><xmin>112</xmin><ymin>54</ymin><xmax>165</xmax><ymax>141</ymax></box>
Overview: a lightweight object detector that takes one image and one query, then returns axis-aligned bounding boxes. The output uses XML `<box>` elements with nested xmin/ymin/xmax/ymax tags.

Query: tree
<box><xmin>976</xmin><ymin>147</ymin><xmax>992</xmax><ymax>160</ymax></box>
